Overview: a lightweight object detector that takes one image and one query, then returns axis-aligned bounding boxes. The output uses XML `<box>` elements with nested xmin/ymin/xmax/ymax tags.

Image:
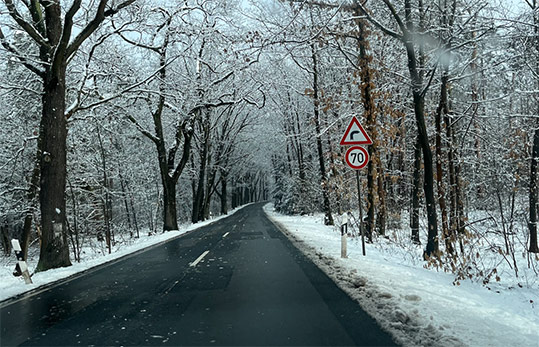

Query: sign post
<box><xmin>356</xmin><ymin>171</ymin><xmax>366</xmax><ymax>256</ymax></box>
<box><xmin>340</xmin><ymin>116</ymin><xmax>372</xmax><ymax>256</ymax></box>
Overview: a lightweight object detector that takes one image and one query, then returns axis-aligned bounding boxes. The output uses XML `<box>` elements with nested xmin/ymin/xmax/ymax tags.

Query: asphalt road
<box><xmin>0</xmin><ymin>203</ymin><xmax>396</xmax><ymax>346</ymax></box>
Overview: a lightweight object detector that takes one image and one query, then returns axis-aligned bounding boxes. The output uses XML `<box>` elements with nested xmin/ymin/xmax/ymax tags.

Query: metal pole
<box><xmin>356</xmin><ymin>170</ymin><xmax>366</xmax><ymax>256</ymax></box>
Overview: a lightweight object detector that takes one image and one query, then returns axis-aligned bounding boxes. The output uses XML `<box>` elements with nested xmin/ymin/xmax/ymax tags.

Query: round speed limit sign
<box><xmin>345</xmin><ymin>146</ymin><xmax>369</xmax><ymax>170</ymax></box>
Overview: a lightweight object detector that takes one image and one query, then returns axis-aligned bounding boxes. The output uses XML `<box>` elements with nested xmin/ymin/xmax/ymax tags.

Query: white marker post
<box><xmin>341</xmin><ymin>215</ymin><xmax>348</xmax><ymax>259</ymax></box>
<box><xmin>11</xmin><ymin>239</ymin><xmax>33</xmax><ymax>284</ymax></box>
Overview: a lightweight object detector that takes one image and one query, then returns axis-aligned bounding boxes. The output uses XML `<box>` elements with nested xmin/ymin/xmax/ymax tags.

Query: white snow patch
<box><xmin>263</xmin><ymin>204</ymin><xmax>539</xmax><ymax>347</ymax></box>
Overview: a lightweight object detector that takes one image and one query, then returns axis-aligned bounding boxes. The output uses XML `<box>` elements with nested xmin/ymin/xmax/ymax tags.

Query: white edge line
<box><xmin>223</xmin><ymin>232</ymin><xmax>230</xmax><ymax>238</ymax></box>
<box><xmin>190</xmin><ymin>250</ymin><xmax>210</xmax><ymax>267</ymax></box>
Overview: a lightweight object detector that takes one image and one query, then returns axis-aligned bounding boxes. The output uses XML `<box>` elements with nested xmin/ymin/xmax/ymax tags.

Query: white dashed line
<box><xmin>190</xmin><ymin>251</ymin><xmax>210</xmax><ymax>267</ymax></box>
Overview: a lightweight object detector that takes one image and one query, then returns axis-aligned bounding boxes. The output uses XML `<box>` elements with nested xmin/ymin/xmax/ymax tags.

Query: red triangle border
<box><xmin>339</xmin><ymin>116</ymin><xmax>372</xmax><ymax>145</ymax></box>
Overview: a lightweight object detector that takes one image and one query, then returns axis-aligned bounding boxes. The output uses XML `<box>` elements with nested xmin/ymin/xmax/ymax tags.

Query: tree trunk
<box><xmin>403</xmin><ymin>22</ymin><xmax>439</xmax><ymax>256</ymax></box>
<box><xmin>1</xmin><ymin>222</ymin><xmax>10</xmax><ymax>257</ymax></box>
<box><xmin>130</xmin><ymin>189</ymin><xmax>139</xmax><ymax>238</ymax></box>
<box><xmin>67</xmin><ymin>179</ymin><xmax>80</xmax><ymax>262</ymax></box>
<box><xmin>119</xmin><ymin>171</ymin><xmax>133</xmax><ymax>232</ymax></box>
<box><xmin>413</xmin><ymin>90</ymin><xmax>439</xmax><ymax>257</ymax></box>
<box><xmin>529</xmin><ymin>2</ymin><xmax>539</xmax><ymax>253</ymax></box>
<box><xmin>36</xmin><ymin>63</ymin><xmax>71</xmax><ymax>271</ymax></box>
<box><xmin>20</xmin><ymin>149</ymin><xmax>41</xmax><ymax>262</ymax></box>
<box><xmin>155</xmin><ymin>121</ymin><xmax>180</xmax><ymax>232</ymax></box>
<box><xmin>163</xmin><ymin>177</ymin><xmax>179</xmax><ymax>231</ymax></box>
<box><xmin>355</xmin><ymin>12</ymin><xmax>377</xmax><ymax>241</ymax></box>
<box><xmin>203</xmin><ymin>163</ymin><xmax>218</xmax><ymax>220</ymax></box>
<box><xmin>529</xmin><ymin>122</ymin><xmax>539</xmax><ymax>253</ymax></box>
<box><xmin>436</xmin><ymin>71</ymin><xmax>453</xmax><ymax>255</ymax></box>
<box><xmin>96</xmin><ymin>125</ymin><xmax>111</xmax><ymax>253</ymax></box>
<box><xmin>220</xmin><ymin>172</ymin><xmax>228</xmax><ymax>215</ymax></box>
<box><xmin>231</xmin><ymin>178</ymin><xmax>237</xmax><ymax>209</ymax></box>
<box><xmin>411</xmin><ymin>136</ymin><xmax>421</xmax><ymax>245</ymax></box>
<box><xmin>192</xmin><ymin>117</ymin><xmax>210</xmax><ymax>223</ymax></box>
<box><xmin>311</xmin><ymin>43</ymin><xmax>334</xmax><ymax>226</ymax></box>
<box><xmin>376</xmin><ymin>156</ymin><xmax>387</xmax><ymax>236</ymax></box>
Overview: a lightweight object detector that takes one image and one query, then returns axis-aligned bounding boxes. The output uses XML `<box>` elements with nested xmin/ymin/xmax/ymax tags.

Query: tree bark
<box><xmin>411</xmin><ymin>136</ymin><xmax>421</xmax><ymax>245</ymax></box>
<box><xmin>436</xmin><ymin>70</ymin><xmax>453</xmax><ymax>255</ymax></box>
<box><xmin>354</xmin><ymin>11</ymin><xmax>377</xmax><ymax>240</ymax></box>
<box><xmin>402</xmin><ymin>0</ymin><xmax>439</xmax><ymax>256</ymax></box>
<box><xmin>375</xmin><ymin>156</ymin><xmax>387</xmax><ymax>236</ymax></box>
<box><xmin>412</xmin><ymin>89</ymin><xmax>439</xmax><ymax>257</ymax></box>
<box><xmin>311</xmin><ymin>43</ymin><xmax>334</xmax><ymax>226</ymax></box>
<box><xmin>36</xmin><ymin>62</ymin><xmax>71</xmax><ymax>271</ymax></box>
<box><xmin>20</xmin><ymin>147</ymin><xmax>41</xmax><ymax>262</ymax></box>
<box><xmin>192</xmin><ymin>113</ymin><xmax>210</xmax><ymax>223</ymax></box>
<box><xmin>162</xmin><ymin>177</ymin><xmax>179</xmax><ymax>231</ymax></box>
<box><xmin>529</xmin><ymin>120</ymin><xmax>539</xmax><ymax>253</ymax></box>
<box><xmin>529</xmin><ymin>0</ymin><xmax>539</xmax><ymax>253</ymax></box>
<box><xmin>220</xmin><ymin>172</ymin><xmax>228</xmax><ymax>215</ymax></box>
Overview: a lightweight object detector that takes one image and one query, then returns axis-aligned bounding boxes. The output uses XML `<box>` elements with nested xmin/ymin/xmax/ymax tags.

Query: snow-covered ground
<box><xmin>263</xmin><ymin>204</ymin><xmax>539</xmax><ymax>347</ymax></box>
<box><xmin>0</xmin><ymin>207</ymin><xmax>245</xmax><ymax>304</ymax></box>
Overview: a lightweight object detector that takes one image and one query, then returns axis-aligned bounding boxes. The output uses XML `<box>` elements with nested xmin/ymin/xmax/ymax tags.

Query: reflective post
<box><xmin>341</xmin><ymin>215</ymin><xmax>348</xmax><ymax>258</ymax></box>
<box><xmin>11</xmin><ymin>239</ymin><xmax>33</xmax><ymax>284</ymax></box>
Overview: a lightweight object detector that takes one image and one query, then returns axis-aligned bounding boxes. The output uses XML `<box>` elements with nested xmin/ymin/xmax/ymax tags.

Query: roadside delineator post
<box><xmin>341</xmin><ymin>215</ymin><xmax>348</xmax><ymax>258</ymax></box>
<box><xmin>11</xmin><ymin>239</ymin><xmax>33</xmax><ymax>284</ymax></box>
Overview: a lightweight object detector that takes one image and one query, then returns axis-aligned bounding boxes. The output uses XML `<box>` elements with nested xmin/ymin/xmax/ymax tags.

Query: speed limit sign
<box><xmin>345</xmin><ymin>146</ymin><xmax>369</xmax><ymax>170</ymax></box>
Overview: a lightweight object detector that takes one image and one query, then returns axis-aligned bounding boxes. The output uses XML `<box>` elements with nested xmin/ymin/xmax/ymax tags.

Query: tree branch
<box><xmin>124</xmin><ymin>112</ymin><xmax>160</xmax><ymax>144</ymax></box>
<box><xmin>66</xmin><ymin>0</ymin><xmax>136</xmax><ymax>60</ymax></box>
<box><xmin>52</xmin><ymin>0</ymin><xmax>82</xmax><ymax>74</ymax></box>
<box><xmin>65</xmin><ymin>55</ymin><xmax>178</xmax><ymax>119</ymax></box>
<box><xmin>27</xmin><ymin>0</ymin><xmax>46</xmax><ymax>37</ymax></box>
<box><xmin>172</xmin><ymin>120</ymin><xmax>194</xmax><ymax>181</ymax></box>
<box><xmin>4</xmin><ymin>0</ymin><xmax>51</xmax><ymax>49</ymax></box>
<box><xmin>353</xmin><ymin>1</ymin><xmax>404</xmax><ymax>41</ymax></box>
<box><xmin>0</xmin><ymin>26</ymin><xmax>45</xmax><ymax>77</ymax></box>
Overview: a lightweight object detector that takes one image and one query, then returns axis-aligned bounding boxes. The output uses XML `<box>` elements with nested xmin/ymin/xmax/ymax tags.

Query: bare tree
<box><xmin>525</xmin><ymin>0</ymin><xmax>539</xmax><ymax>253</ymax></box>
<box><xmin>0</xmin><ymin>0</ymin><xmax>135</xmax><ymax>271</ymax></box>
<box><xmin>356</xmin><ymin>0</ymin><xmax>440</xmax><ymax>257</ymax></box>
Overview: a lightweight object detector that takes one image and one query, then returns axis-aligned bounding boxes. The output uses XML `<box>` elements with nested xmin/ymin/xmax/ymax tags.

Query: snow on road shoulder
<box><xmin>264</xmin><ymin>204</ymin><xmax>539</xmax><ymax>347</ymax></box>
<box><xmin>0</xmin><ymin>206</ymin><xmax>246</xmax><ymax>304</ymax></box>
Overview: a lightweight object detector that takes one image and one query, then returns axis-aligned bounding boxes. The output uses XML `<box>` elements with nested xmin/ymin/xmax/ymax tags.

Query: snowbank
<box><xmin>264</xmin><ymin>204</ymin><xmax>539</xmax><ymax>347</ymax></box>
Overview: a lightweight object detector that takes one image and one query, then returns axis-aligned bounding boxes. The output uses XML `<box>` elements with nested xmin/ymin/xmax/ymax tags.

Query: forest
<box><xmin>0</xmin><ymin>0</ymin><xmax>537</xmax><ymax>286</ymax></box>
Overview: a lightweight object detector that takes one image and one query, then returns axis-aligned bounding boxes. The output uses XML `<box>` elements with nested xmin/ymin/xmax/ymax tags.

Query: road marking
<box><xmin>190</xmin><ymin>250</ymin><xmax>210</xmax><ymax>267</ymax></box>
<box><xmin>223</xmin><ymin>232</ymin><xmax>230</xmax><ymax>238</ymax></box>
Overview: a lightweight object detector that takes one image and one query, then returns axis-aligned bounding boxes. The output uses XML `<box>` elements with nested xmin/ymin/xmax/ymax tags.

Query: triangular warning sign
<box><xmin>340</xmin><ymin>116</ymin><xmax>372</xmax><ymax>145</ymax></box>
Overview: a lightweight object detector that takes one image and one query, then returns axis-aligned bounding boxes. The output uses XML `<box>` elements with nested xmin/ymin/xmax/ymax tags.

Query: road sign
<box><xmin>345</xmin><ymin>146</ymin><xmax>369</xmax><ymax>170</ymax></box>
<box><xmin>340</xmin><ymin>116</ymin><xmax>372</xmax><ymax>145</ymax></box>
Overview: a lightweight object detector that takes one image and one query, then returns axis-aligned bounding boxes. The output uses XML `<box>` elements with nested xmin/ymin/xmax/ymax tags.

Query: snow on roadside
<box><xmin>0</xmin><ymin>206</ymin><xmax>245</xmax><ymax>304</ymax></box>
<box><xmin>264</xmin><ymin>204</ymin><xmax>539</xmax><ymax>347</ymax></box>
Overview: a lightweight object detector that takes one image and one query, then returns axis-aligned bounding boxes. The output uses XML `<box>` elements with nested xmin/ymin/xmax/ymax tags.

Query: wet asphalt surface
<box><xmin>0</xmin><ymin>203</ymin><xmax>396</xmax><ymax>346</ymax></box>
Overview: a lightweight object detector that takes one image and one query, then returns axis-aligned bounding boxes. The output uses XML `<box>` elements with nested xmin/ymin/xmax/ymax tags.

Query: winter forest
<box><xmin>0</xmin><ymin>0</ymin><xmax>538</xmax><ymax>289</ymax></box>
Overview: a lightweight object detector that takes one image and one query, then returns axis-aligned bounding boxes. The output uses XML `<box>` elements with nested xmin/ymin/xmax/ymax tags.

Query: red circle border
<box><xmin>345</xmin><ymin>146</ymin><xmax>369</xmax><ymax>170</ymax></box>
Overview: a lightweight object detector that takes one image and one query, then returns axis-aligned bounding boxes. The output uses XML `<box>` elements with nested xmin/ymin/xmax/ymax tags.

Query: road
<box><xmin>1</xmin><ymin>203</ymin><xmax>396</xmax><ymax>346</ymax></box>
